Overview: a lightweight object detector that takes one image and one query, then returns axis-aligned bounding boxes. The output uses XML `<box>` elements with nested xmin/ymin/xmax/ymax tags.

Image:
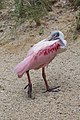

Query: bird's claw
<box><xmin>24</xmin><ymin>83</ymin><xmax>32</xmax><ymax>98</ymax></box>
<box><xmin>43</xmin><ymin>86</ymin><xmax>60</xmax><ymax>93</ymax></box>
<box><xmin>24</xmin><ymin>84</ymin><xmax>29</xmax><ymax>89</ymax></box>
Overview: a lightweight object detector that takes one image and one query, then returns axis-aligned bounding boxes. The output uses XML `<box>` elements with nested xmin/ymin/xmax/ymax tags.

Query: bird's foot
<box><xmin>24</xmin><ymin>83</ymin><xmax>32</xmax><ymax>98</ymax></box>
<box><xmin>43</xmin><ymin>86</ymin><xmax>60</xmax><ymax>93</ymax></box>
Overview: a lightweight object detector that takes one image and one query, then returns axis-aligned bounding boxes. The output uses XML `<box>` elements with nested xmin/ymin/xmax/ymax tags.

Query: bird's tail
<box><xmin>14</xmin><ymin>56</ymin><xmax>32</xmax><ymax>78</ymax></box>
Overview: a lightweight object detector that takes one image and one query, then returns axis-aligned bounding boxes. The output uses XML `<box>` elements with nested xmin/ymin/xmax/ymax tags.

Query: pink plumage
<box><xmin>15</xmin><ymin>40</ymin><xmax>60</xmax><ymax>78</ymax></box>
<box><xmin>14</xmin><ymin>31</ymin><xmax>67</xmax><ymax>97</ymax></box>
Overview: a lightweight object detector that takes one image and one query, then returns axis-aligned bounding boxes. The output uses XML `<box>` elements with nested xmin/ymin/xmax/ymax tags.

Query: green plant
<box><xmin>73</xmin><ymin>30</ymin><xmax>78</xmax><ymax>40</ymax></box>
<box><xmin>69</xmin><ymin>0</ymin><xmax>80</xmax><ymax>7</ymax></box>
<box><xmin>0</xmin><ymin>0</ymin><xmax>4</xmax><ymax>9</ymax></box>
<box><xmin>14</xmin><ymin>0</ymin><xmax>25</xmax><ymax>18</ymax></box>
<box><xmin>39</xmin><ymin>26</ymin><xmax>44</xmax><ymax>35</ymax></box>
<box><xmin>14</xmin><ymin>0</ymin><xmax>48</xmax><ymax>26</ymax></box>
<box><xmin>76</xmin><ymin>12</ymin><xmax>80</xmax><ymax>31</ymax></box>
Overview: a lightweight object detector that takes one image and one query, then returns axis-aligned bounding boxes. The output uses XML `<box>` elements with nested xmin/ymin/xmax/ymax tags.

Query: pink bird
<box><xmin>14</xmin><ymin>30</ymin><xmax>67</xmax><ymax>98</ymax></box>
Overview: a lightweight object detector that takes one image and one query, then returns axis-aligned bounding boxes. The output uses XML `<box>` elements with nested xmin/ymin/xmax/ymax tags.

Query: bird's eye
<box><xmin>53</xmin><ymin>32</ymin><xmax>59</xmax><ymax>38</ymax></box>
<box><xmin>49</xmin><ymin>32</ymin><xmax>60</xmax><ymax>41</ymax></box>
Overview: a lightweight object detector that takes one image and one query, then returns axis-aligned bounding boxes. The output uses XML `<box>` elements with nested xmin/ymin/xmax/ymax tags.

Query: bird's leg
<box><xmin>42</xmin><ymin>67</ymin><xmax>49</xmax><ymax>91</ymax></box>
<box><xmin>42</xmin><ymin>68</ymin><xmax>60</xmax><ymax>92</ymax></box>
<box><xmin>24</xmin><ymin>71</ymin><xmax>32</xmax><ymax>98</ymax></box>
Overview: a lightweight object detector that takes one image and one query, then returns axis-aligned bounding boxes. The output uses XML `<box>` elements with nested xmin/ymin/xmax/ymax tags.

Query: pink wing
<box><xmin>14</xmin><ymin>41</ymin><xmax>60</xmax><ymax>78</ymax></box>
<box><xmin>27</xmin><ymin>39</ymin><xmax>46</xmax><ymax>56</ymax></box>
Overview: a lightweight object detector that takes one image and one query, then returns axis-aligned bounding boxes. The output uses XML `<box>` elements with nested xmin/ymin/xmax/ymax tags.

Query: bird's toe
<box><xmin>43</xmin><ymin>86</ymin><xmax>60</xmax><ymax>93</ymax></box>
<box><xmin>24</xmin><ymin>84</ymin><xmax>32</xmax><ymax>98</ymax></box>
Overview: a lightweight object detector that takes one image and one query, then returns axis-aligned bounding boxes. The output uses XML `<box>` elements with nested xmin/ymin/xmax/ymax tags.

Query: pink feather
<box><xmin>14</xmin><ymin>40</ymin><xmax>61</xmax><ymax>78</ymax></box>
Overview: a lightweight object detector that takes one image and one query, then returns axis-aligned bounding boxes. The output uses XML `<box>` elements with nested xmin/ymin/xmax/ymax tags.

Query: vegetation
<box><xmin>69</xmin><ymin>0</ymin><xmax>80</xmax><ymax>32</ymax></box>
<box><xmin>14</xmin><ymin>0</ymin><xmax>58</xmax><ymax>26</ymax></box>
<box><xmin>14</xmin><ymin>0</ymin><xmax>49</xmax><ymax>26</ymax></box>
<box><xmin>0</xmin><ymin>0</ymin><xmax>3</xmax><ymax>9</ymax></box>
<box><xmin>76</xmin><ymin>12</ymin><xmax>80</xmax><ymax>31</ymax></box>
<box><xmin>0</xmin><ymin>0</ymin><xmax>80</xmax><ymax>33</ymax></box>
<box><xmin>69</xmin><ymin>0</ymin><xmax>80</xmax><ymax>8</ymax></box>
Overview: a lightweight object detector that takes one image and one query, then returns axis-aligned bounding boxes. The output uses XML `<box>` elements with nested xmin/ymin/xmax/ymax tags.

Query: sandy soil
<box><xmin>0</xmin><ymin>5</ymin><xmax>80</xmax><ymax>120</ymax></box>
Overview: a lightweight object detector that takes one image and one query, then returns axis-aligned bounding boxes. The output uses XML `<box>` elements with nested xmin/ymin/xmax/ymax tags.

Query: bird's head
<box><xmin>48</xmin><ymin>30</ymin><xmax>67</xmax><ymax>53</ymax></box>
<box><xmin>49</xmin><ymin>30</ymin><xmax>67</xmax><ymax>48</ymax></box>
<box><xmin>51</xmin><ymin>30</ymin><xmax>64</xmax><ymax>40</ymax></box>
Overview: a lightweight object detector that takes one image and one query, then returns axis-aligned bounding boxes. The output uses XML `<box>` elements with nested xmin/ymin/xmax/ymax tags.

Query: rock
<box><xmin>0</xmin><ymin>29</ymin><xmax>3</xmax><ymax>32</ymax></box>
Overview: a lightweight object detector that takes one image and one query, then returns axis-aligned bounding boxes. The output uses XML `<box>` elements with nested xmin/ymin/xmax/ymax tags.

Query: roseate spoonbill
<box><xmin>14</xmin><ymin>30</ymin><xmax>67</xmax><ymax>98</ymax></box>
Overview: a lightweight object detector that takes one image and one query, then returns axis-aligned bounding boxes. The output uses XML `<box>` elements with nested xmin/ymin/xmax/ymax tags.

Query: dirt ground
<box><xmin>0</xmin><ymin>5</ymin><xmax>80</xmax><ymax>120</ymax></box>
